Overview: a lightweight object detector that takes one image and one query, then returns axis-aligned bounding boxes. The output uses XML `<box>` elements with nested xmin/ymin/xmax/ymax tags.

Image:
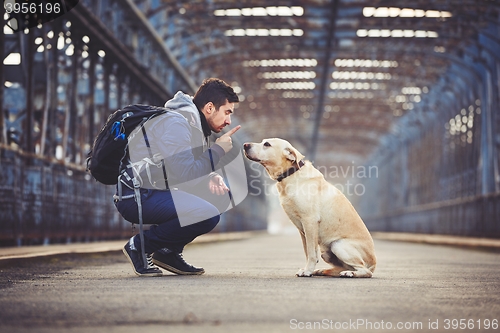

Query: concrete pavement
<box><xmin>0</xmin><ymin>232</ymin><xmax>499</xmax><ymax>333</ymax></box>
<box><xmin>1</xmin><ymin>231</ymin><xmax>499</xmax><ymax>261</ymax></box>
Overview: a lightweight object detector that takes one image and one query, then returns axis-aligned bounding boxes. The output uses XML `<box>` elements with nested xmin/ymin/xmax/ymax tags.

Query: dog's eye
<box><xmin>264</xmin><ymin>142</ymin><xmax>271</xmax><ymax>147</ymax></box>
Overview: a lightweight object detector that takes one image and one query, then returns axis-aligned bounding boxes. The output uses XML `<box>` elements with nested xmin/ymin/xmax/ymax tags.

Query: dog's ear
<box><xmin>283</xmin><ymin>147</ymin><xmax>297</xmax><ymax>163</ymax></box>
<box><xmin>283</xmin><ymin>146</ymin><xmax>305</xmax><ymax>165</ymax></box>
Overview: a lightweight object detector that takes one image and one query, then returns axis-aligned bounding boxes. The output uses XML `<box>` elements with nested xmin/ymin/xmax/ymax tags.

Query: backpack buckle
<box><xmin>132</xmin><ymin>177</ymin><xmax>141</xmax><ymax>189</ymax></box>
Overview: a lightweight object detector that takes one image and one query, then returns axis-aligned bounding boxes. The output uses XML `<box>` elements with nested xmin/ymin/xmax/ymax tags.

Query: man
<box><xmin>116</xmin><ymin>78</ymin><xmax>241</xmax><ymax>277</ymax></box>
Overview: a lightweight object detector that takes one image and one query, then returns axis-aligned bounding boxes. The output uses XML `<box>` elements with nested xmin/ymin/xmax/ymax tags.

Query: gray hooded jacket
<box><xmin>127</xmin><ymin>91</ymin><xmax>225</xmax><ymax>189</ymax></box>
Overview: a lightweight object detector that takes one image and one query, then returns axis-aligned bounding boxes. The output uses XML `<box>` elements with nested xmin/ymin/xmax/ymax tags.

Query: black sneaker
<box><xmin>122</xmin><ymin>237</ymin><xmax>162</xmax><ymax>277</ymax></box>
<box><xmin>152</xmin><ymin>249</ymin><xmax>205</xmax><ymax>275</ymax></box>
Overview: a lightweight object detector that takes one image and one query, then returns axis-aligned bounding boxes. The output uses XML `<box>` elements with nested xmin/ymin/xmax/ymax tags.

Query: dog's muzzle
<box><xmin>243</xmin><ymin>143</ymin><xmax>261</xmax><ymax>162</ymax></box>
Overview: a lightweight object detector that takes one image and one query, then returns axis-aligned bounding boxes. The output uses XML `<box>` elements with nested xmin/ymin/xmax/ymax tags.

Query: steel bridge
<box><xmin>1</xmin><ymin>0</ymin><xmax>499</xmax><ymax>245</ymax></box>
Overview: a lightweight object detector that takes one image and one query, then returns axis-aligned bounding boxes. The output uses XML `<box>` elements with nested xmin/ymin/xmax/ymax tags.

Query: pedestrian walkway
<box><xmin>0</xmin><ymin>232</ymin><xmax>499</xmax><ymax>333</ymax></box>
<box><xmin>1</xmin><ymin>231</ymin><xmax>499</xmax><ymax>261</ymax></box>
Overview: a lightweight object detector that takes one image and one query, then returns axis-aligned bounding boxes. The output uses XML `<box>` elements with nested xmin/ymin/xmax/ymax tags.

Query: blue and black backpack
<box><xmin>86</xmin><ymin>104</ymin><xmax>169</xmax><ymax>185</ymax></box>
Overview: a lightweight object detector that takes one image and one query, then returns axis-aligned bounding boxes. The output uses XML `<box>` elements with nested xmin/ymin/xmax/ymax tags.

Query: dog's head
<box><xmin>243</xmin><ymin>138</ymin><xmax>305</xmax><ymax>181</ymax></box>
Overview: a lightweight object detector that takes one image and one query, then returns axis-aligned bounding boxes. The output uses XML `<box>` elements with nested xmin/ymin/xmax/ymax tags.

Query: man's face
<box><xmin>206</xmin><ymin>101</ymin><xmax>234</xmax><ymax>133</ymax></box>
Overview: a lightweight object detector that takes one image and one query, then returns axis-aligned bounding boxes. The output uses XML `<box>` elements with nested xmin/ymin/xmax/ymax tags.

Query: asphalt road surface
<box><xmin>0</xmin><ymin>233</ymin><xmax>499</xmax><ymax>333</ymax></box>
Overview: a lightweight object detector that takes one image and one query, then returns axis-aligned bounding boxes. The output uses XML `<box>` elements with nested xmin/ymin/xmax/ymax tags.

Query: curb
<box><xmin>0</xmin><ymin>231</ymin><xmax>263</xmax><ymax>261</ymax></box>
<box><xmin>372</xmin><ymin>232</ymin><xmax>500</xmax><ymax>251</ymax></box>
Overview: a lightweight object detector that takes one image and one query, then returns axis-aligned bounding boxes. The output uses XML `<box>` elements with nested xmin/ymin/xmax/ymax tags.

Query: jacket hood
<box><xmin>164</xmin><ymin>91</ymin><xmax>202</xmax><ymax>129</ymax></box>
<box><xmin>164</xmin><ymin>91</ymin><xmax>213</xmax><ymax>138</ymax></box>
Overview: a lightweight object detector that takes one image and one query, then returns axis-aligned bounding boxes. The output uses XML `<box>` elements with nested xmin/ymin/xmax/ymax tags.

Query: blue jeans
<box><xmin>115</xmin><ymin>188</ymin><xmax>222</xmax><ymax>254</ymax></box>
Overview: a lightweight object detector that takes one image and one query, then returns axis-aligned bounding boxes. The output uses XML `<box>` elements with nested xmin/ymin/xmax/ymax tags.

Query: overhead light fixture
<box><xmin>402</xmin><ymin>87</ymin><xmax>422</xmax><ymax>95</ymax></box>
<box><xmin>282</xmin><ymin>91</ymin><xmax>315</xmax><ymax>98</ymax></box>
<box><xmin>334</xmin><ymin>59</ymin><xmax>398</xmax><ymax>68</ymax></box>
<box><xmin>332</xmin><ymin>71</ymin><xmax>391</xmax><ymax>80</ymax></box>
<box><xmin>328</xmin><ymin>91</ymin><xmax>375</xmax><ymax>100</ymax></box>
<box><xmin>357</xmin><ymin>29</ymin><xmax>439</xmax><ymax>38</ymax></box>
<box><xmin>363</xmin><ymin>7</ymin><xmax>452</xmax><ymax>18</ymax></box>
<box><xmin>244</xmin><ymin>58</ymin><xmax>317</xmax><ymax>67</ymax></box>
<box><xmin>214</xmin><ymin>6</ymin><xmax>304</xmax><ymax>17</ymax></box>
<box><xmin>65</xmin><ymin>44</ymin><xmax>74</xmax><ymax>56</ymax></box>
<box><xmin>434</xmin><ymin>46</ymin><xmax>446</xmax><ymax>53</ymax></box>
<box><xmin>258</xmin><ymin>71</ymin><xmax>316</xmax><ymax>79</ymax></box>
<box><xmin>264</xmin><ymin>82</ymin><xmax>316</xmax><ymax>90</ymax></box>
<box><xmin>3</xmin><ymin>53</ymin><xmax>21</xmax><ymax>65</ymax></box>
<box><xmin>330</xmin><ymin>82</ymin><xmax>386</xmax><ymax>90</ymax></box>
<box><xmin>225</xmin><ymin>28</ymin><xmax>303</xmax><ymax>37</ymax></box>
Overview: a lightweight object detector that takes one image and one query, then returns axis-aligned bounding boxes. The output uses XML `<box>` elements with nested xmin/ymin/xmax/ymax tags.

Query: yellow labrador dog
<box><xmin>244</xmin><ymin>138</ymin><xmax>376</xmax><ymax>278</ymax></box>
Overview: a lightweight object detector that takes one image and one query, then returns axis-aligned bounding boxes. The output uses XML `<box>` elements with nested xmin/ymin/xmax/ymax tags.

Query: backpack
<box><xmin>86</xmin><ymin>104</ymin><xmax>169</xmax><ymax>185</ymax></box>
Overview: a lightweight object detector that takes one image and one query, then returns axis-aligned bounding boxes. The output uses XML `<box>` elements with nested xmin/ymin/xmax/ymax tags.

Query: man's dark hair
<box><xmin>193</xmin><ymin>78</ymin><xmax>239</xmax><ymax>111</ymax></box>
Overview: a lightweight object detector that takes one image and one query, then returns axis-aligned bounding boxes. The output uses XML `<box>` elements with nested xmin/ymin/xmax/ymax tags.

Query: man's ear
<box><xmin>203</xmin><ymin>102</ymin><xmax>214</xmax><ymax>114</ymax></box>
<box><xmin>283</xmin><ymin>147</ymin><xmax>297</xmax><ymax>163</ymax></box>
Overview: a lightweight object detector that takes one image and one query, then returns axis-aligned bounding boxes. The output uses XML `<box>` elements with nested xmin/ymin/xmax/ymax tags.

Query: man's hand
<box><xmin>215</xmin><ymin>125</ymin><xmax>241</xmax><ymax>153</ymax></box>
<box><xmin>209</xmin><ymin>174</ymin><xmax>229</xmax><ymax>195</ymax></box>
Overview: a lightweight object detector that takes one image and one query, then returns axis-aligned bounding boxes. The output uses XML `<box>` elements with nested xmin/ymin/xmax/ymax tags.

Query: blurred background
<box><xmin>1</xmin><ymin>0</ymin><xmax>499</xmax><ymax>246</ymax></box>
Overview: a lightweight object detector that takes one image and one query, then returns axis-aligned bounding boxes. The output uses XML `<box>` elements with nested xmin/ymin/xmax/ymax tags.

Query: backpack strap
<box><xmin>116</xmin><ymin>169</ymin><xmax>134</xmax><ymax>202</ymax></box>
<box><xmin>117</xmin><ymin>111</ymin><xmax>170</xmax><ymax>269</ymax></box>
<box><xmin>131</xmin><ymin>177</ymin><xmax>148</xmax><ymax>269</ymax></box>
<box><xmin>114</xmin><ymin>169</ymin><xmax>148</xmax><ymax>269</ymax></box>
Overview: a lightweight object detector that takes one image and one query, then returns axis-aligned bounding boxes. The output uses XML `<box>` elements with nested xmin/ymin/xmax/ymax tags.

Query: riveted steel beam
<box><xmin>309</xmin><ymin>0</ymin><xmax>339</xmax><ymax>162</ymax></box>
<box><xmin>68</xmin><ymin>0</ymin><xmax>197</xmax><ymax>101</ymax></box>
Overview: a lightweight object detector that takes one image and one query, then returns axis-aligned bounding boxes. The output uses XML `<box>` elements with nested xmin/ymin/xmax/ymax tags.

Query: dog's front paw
<box><xmin>296</xmin><ymin>268</ymin><xmax>313</xmax><ymax>277</ymax></box>
<box><xmin>339</xmin><ymin>270</ymin><xmax>355</xmax><ymax>278</ymax></box>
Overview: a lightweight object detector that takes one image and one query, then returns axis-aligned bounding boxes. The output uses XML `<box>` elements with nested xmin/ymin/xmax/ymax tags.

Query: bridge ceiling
<box><xmin>133</xmin><ymin>0</ymin><xmax>497</xmax><ymax>167</ymax></box>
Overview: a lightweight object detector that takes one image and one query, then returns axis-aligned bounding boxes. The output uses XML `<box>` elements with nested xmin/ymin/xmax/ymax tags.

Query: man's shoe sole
<box><xmin>122</xmin><ymin>247</ymin><xmax>163</xmax><ymax>277</ymax></box>
<box><xmin>152</xmin><ymin>258</ymin><xmax>205</xmax><ymax>275</ymax></box>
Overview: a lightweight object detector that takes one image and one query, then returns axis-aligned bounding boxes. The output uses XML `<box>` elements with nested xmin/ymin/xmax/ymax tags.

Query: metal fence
<box><xmin>356</xmin><ymin>19</ymin><xmax>500</xmax><ymax>237</ymax></box>
<box><xmin>0</xmin><ymin>0</ymin><xmax>267</xmax><ymax>246</ymax></box>
<box><xmin>0</xmin><ymin>146</ymin><xmax>127</xmax><ymax>246</ymax></box>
